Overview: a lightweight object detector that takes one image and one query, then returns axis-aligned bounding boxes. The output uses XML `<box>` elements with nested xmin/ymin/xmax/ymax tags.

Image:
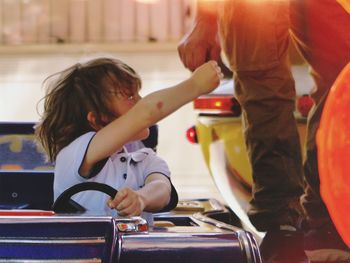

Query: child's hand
<box><xmin>191</xmin><ymin>60</ymin><xmax>223</xmax><ymax>95</ymax></box>
<box><xmin>107</xmin><ymin>188</ymin><xmax>145</xmax><ymax>217</ymax></box>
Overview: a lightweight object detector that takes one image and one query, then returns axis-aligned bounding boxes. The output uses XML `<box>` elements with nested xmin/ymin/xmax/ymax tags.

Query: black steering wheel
<box><xmin>52</xmin><ymin>182</ymin><xmax>118</xmax><ymax>213</ymax></box>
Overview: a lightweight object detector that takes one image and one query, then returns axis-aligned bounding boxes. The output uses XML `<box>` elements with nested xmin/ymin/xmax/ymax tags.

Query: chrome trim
<box><xmin>236</xmin><ymin>230</ymin><xmax>253</xmax><ymax>263</ymax></box>
<box><xmin>108</xmin><ymin>218</ymin><xmax>118</xmax><ymax>263</ymax></box>
<box><xmin>0</xmin><ymin>237</ymin><xmax>105</xmax><ymax>244</ymax></box>
<box><xmin>246</xmin><ymin>231</ymin><xmax>263</xmax><ymax>263</ymax></box>
<box><xmin>0</xmin><ymin>260</ymin><xmax>101</xmax><ymax>263</ymax></box>
<box><xmin>0</xmin><ymin>215</ymin><xmax>148</xmax><ymax>225</ymax></box>
<box><xmin>235</xmin><ymin>230</ymin><xmax>262</xmax><ymax>263</ymax></box>
<box><xmin>193</xmin><ymin>213</ymin><xmax>261</xmax><ymax>263</ymax></box>
<box><xmin>114</xmin><ymin>217</ymin><xmax>148</xmax><ymax>263</ymax></box>
<box><xmin>192</xmin><ymin>212</ymin><xmax>240</xmax><ymax>232</ymax></box>
<box><xmin>116</xmin><ymin>233</ymin><xmax>122</xmax><ymax>263</ymax></box>
<box><xmin>115</xmin><ymin>217</ymin><xmax>148</xmax><ymax>233</ymax></box>
<box><xmin>208</xmin><ymin>198</ymin><xmax>225</xmax><ymax>212</ymax></box>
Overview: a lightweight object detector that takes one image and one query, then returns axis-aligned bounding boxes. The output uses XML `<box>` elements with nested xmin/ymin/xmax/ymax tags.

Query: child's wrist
<box><xmin>138</xmin><ymin>194</ymin><xmax>146</xmax><ymax>212</ymax></box>
<box><xmin>187</xmin><ymin>76</ymin><xmax>202</xmax><ymax>98</ymax></box>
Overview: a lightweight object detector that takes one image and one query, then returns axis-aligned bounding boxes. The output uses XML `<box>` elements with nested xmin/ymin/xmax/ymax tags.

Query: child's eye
<box><xmin>127</xmin><ymin>95</ymin><xmax>134</xmax><ymax>101</ymax></box>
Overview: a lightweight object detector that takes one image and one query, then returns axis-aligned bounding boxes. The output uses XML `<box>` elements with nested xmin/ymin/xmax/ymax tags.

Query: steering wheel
<box><xmin>52</xmin><ymin>182</ymin><xmax>118</xmax><ymax>213</ymax></box>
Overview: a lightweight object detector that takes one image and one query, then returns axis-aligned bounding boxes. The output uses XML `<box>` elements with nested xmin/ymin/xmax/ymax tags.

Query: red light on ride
<box><xmin>186</xmin><ymin>126</ymin><xmax>198</xmax><ymax>144</ymax></box>
<box><xmin>138</xmin><ymin>223</ymin><xmax>149</xmax><ymax>232</ymax></box>
<box><xmin>194</xmin><ymin>96</ymin><xmax>232</xmax><ymax>111</ymax></box>
<box><xmin>193</xmin><ymin>96</ymin><xmax>241</xmax><ymax>115</ymax></box>
<box><xmin>297</xmin><ymin>94</ymin><xmax>314</xmax><ymax>117</ymax></box>
<box><xmin>317</xmin><ymin>62</ymin><xmax>350</xmax><ymax>247</ymax></box>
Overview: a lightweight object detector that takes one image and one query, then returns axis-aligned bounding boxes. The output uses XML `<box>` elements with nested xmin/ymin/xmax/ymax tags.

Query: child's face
<box><xmin>111</xmin><ymin>92</ymin><xmax>141</xmax><ymax>115</ymax></box>
<box><xmin>109</xmin><ymin>91</ymin><xmax>150</xmax><ymax>141</ymax></box>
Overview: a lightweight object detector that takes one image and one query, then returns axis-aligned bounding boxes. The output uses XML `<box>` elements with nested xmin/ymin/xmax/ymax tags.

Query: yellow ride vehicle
<box><xmin>187</xmin><ymin>70</ymin><xmax>313</xmax><ymax>236</ymax></box>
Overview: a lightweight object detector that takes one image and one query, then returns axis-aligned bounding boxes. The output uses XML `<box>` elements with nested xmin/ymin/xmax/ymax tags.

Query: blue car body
<box><xmin>0</xmin><ymin>122</ymin><xmax>261</xmax><ymax>263</ymax></box>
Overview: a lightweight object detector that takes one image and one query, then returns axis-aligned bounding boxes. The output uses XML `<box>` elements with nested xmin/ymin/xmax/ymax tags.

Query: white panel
<box><xmin>135</xmin><ymin>2</ymin><xmax>149</xmax><ymax>42</ymax></box>
<box><xmin>150</xmin><ymin>0</ymin><xmax>168</xmax><ymax>42</ymax></box>
<box><xmin>51</xmin><ymin>0</ymin><xmax>69</xmax><ymax>43</ymax></box>
<box><xmin>21</xmin><ymin>0</ymin><xmax>40</xmax><ymax>44</ymax></box>
<box><xmin>120</xmin><ymin>0</ymin><xmax>136</xmax><ymax>42</ymax></box>
<box><xmin>103</xmin><ymin>0</ymin><xmax>120</xmax><ymax>42</ymax></box>
<box><xmin>37</xmin><ymin>0</ymin><xmax>50</xmax><ymax>43</ymax></box>
<box><xmin>3</xmin><ymin>0</ymin><xmax>21</xmax><ymax>44</ymax></box>
<box><xmin>69</xmin><ymin>0</ymin><xmax>86</xmax><ymax>43</ymax></box>
<box><xmin>87</xmin><ymin>0</ymin><xmax>102</xmax><ymax>42</ymax></box>
<box><xmin>169</xmin><ymin>0</ymin><xmax>184</xmax><ymax>41</ymax></box>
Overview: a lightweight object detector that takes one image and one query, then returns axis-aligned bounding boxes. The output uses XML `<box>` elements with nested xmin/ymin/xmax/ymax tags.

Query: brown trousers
<box><xmin>218</xmin><ymin>0</ymin><xmax>350</xmax><ymax>231</ymax></box>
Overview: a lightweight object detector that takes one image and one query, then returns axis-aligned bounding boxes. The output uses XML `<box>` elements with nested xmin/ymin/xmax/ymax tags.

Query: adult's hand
<box><xmin>178</xmin><ymin>20</ymin><xmax>221</xmax><ymax>72</ymax></box>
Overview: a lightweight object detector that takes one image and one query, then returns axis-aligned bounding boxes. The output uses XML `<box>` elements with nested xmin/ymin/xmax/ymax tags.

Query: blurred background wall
<box><xmin>0</xmin><ymin>0</ymin><xmax>196</xmax><ymax>45</ymax></box>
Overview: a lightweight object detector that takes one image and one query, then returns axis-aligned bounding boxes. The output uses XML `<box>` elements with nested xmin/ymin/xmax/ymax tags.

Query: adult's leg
<box><xmin>290</xmin><ymin>0</ymin><xmax>350</xmax><ymax>229</ymax></box>
<box><xmin>219</xmin><ymin>0</ymin><xmax>304</xmax><ymax>232</ymax></box>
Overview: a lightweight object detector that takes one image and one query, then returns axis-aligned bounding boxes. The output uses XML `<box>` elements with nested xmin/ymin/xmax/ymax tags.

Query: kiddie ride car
<box><xmin>0</xmin><ymin>122</ymin><xmax>261</xmax><ymax>263</ymax></box>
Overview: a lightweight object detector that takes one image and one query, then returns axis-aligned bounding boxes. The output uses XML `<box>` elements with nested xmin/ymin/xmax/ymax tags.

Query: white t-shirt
<box><xmin>54</xmin><ymin>132</ymin><xmax>172</xmax><ymax>223</ymax></box>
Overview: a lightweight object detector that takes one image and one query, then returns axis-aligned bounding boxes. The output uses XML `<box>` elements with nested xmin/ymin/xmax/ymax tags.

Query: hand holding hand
<box><xmin>108</xmin><ymin>188</ymin><xmax>145</xmax><ymax>217</ymax></box>
<box><xmin>191</xmin><ymin>60</ymin><xmax>223</xmax><ymax>95</ymax></box>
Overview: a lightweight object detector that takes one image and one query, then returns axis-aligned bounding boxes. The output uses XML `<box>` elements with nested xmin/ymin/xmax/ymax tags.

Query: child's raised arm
<box><xmin>81</xmin><ymin>61</ymin><xmax>222</xmax><ymax>175</ymax></box>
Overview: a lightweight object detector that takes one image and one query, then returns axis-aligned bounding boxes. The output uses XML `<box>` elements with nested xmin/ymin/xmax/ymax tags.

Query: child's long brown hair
<box><xmin>36</xmin><ymin>57</ymin><xmax>141</xmax><ymax>162</ymax></box>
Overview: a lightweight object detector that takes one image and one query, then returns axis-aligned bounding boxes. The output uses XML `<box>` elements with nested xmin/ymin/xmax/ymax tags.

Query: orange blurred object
<box><xmin>0</xmin><ymin>164</ymin><xmax>23</xmax><ymax>170</ymax></box>
<box><xmin>317</xmin><ymin>62</ymin><xmax>350</xmax><ymax>247</ymax></box>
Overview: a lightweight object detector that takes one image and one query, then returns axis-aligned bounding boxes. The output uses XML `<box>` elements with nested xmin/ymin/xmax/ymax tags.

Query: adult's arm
<box><xmin>177</xmin><ymin>0</ymin><xmax>221</xmax><ymax>71</ymax></box>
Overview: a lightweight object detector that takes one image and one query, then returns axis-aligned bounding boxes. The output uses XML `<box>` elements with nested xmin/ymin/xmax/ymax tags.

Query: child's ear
<box><xmin>87</xmin><ymin>112</ymin><xmax>101</xmax><ymax>131</ymax></box>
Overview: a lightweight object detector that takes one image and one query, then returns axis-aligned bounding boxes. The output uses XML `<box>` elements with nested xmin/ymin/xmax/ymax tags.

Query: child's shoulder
<box><xmin>71</xmin><ymin>131</ymin><xmax>96</xmax><ymax>146</ymax></box>
<box><xmin>58</xmin><ymin>131</ymin><xmax>96</xmax><ymax>158</ymax></box>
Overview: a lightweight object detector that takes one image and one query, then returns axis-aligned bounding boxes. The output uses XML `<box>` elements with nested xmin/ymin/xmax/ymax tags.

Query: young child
<box><xmin>36</xmin><ymin>57</ymin><xmax>222</xmax><ymax>222</ymax></box>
